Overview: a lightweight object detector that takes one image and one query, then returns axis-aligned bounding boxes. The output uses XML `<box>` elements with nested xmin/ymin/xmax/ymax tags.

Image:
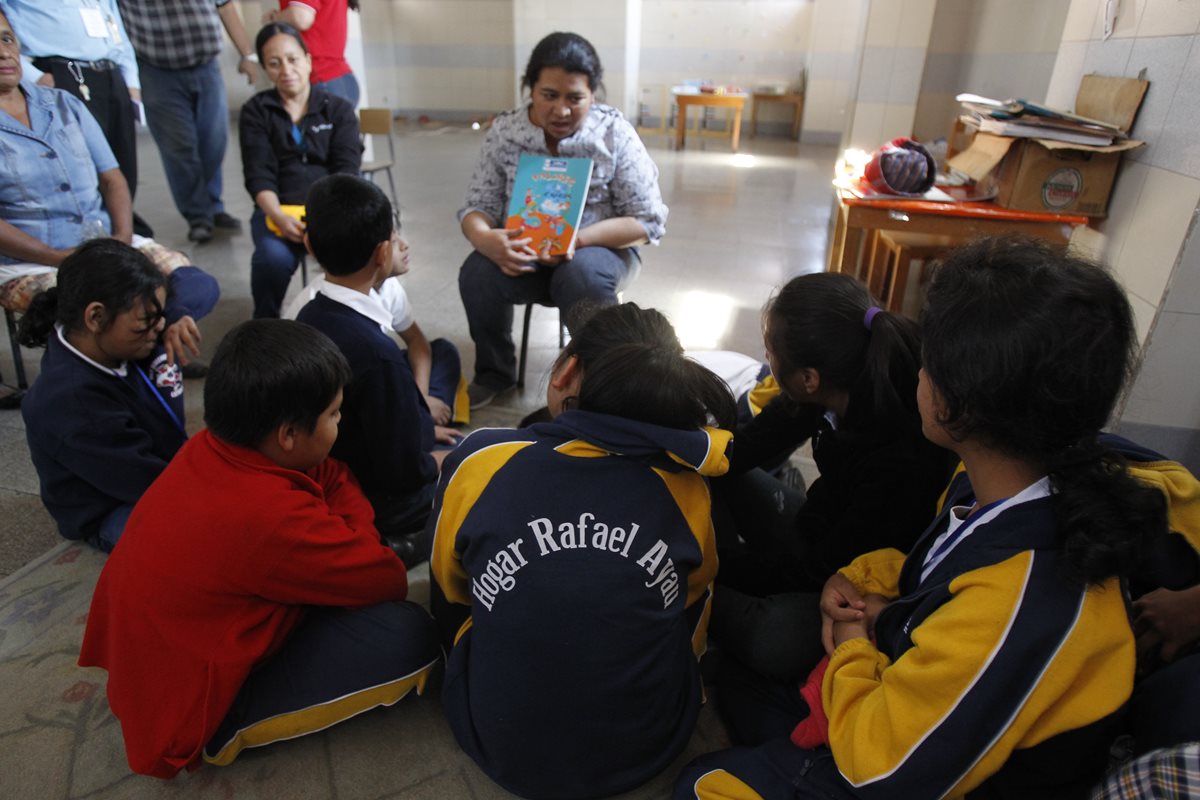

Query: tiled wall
<box><xmin>638</xmin><ymin>0</ymin><xmax>813</xmax><ymax>131</ymax></box>
<box><xmin>513</xmin><ymin>0</ymin><xmax>640</xmax><ymax>118</ymax></box>
<box><xmin>845</xmin><ymin>0</ymin><xmax>936</xmax><ymax>151</ymax></box>
<box><xmin>913</xmin><ymin>0</ymin><xmax>1070</xmax><ymax>142</ymax></box>
<box><xmin>1046</xmin><ymin>0</ymin><xmax>1200</xmax><ymax>468</ymax></box>
<box><xmin>803</xmin><ymin>0</ymin><xmax>868</xmax><ymax>144</ymax></box>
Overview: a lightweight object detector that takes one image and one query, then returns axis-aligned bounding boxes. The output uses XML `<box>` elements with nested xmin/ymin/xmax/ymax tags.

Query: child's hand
<box><xmin>162</xmin><ymin>316</ymin><xmax>202</xmax><ymax>366</ymax></box>
<box><xmin>1134</xmin><ymin>585</ymin><xmax>1200</xmax><ymax>664</ymax></box>
<box><xmin>434</xmin><ymin>425</ymin><xmax>463</xmax><ymax>446</ymax></box>
<box><xmin>426</xmin><ymin>395</ymin><xmax>452</xmax><ymax>426</ymax></box>
<box><xmin>861</xmin><ymin>593</ymin><xmax>890</xmax><ymax>643</ymax></box>
<box><xmin>820</xmin><ymin>573</ymin><xmax>867</xmax><ymax>655</ymax></box>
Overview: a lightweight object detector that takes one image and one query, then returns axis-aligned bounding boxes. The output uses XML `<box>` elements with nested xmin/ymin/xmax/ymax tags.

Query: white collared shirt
<box><xmin>920</xmin><ymin>476</ymin><xmax>1052</xmax><ymax>583</ymax></box>
<box><xmin>285</xmin><ymin>276</ymin><xmax>413</xmax><ymax>335</ymax></box>
<box><xmin>56</xmin><ymin>323</ymin><xmax>127</xmax><ymax>377</ymax></box>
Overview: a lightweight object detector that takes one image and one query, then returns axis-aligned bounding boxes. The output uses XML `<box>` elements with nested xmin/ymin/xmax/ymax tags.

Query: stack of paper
<box><xmin>956</xmin><ymin>93</ymin><xmax>1123</xmax><ymax>146</ymax></box>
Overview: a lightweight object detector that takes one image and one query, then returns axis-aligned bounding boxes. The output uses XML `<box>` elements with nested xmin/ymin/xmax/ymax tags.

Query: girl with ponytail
<box><xmin>710</xmin><ymin>271</ymin><xmax>956</xmax><ymax>694</ymax></box>
<box><xmin>676</xmin><ymin>236</ymin><xmax>1167</xmax><ymax>800</ymax></box>
<box><xmin>428</xmin><ymin>302</ymin><xmax>735</xmax><ymax>799</ymax></box>
<box><xmin>20</xmin><ymin>239</ymin><xmax>190</xmax><ymax>552</ymax></box>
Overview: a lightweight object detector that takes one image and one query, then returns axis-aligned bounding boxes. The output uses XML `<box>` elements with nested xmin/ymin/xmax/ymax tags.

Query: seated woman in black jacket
<box><xmin>238</xmin><ymin>22</ymin><xmax>361</xmax><ymax>318</ymax></box>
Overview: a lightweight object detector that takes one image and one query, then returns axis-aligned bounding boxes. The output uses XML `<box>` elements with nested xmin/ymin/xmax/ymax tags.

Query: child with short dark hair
<box><xmin>296</xmin><ymin>174</ymin><xmax>464</xmax><ymax>546</ymax></box>
<box><xmin>79</xmin><ymin>319</ymin><xmax>439</xmax><ymax>779</ymax></box>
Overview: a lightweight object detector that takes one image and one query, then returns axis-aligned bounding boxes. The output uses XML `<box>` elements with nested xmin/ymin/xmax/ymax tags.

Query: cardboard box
<box><xmin>947</xmin><ymin>75</ymin><xmax>1148</xmax><ymax>217</ymax></box>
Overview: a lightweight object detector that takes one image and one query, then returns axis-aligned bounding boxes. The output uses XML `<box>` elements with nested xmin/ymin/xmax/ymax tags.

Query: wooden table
<box><xmin>751</xmin><ymin>92</ymin><xmax>805</xmax><ymax>139</ymax></box>
<box><xmin>828</xmin><ymin>189</ymin><xmax>1090</xmax><ymax>276</ymax></box>
<box><xmin>673</xmin><ymin>91</ymin><xmax>748</xmax><ymax>151</ymax></box>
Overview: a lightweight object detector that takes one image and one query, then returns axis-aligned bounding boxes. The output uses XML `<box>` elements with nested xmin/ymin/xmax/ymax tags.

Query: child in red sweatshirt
<box><xmin>80</xmin><ymin>319</ymin><xmax>439</xmax><ymax>778</ymax></box>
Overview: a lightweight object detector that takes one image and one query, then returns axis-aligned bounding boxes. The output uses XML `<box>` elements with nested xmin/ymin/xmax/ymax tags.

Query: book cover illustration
<box><xmin>505</xmin><ymin>155</ymin><xmax>594</xmax><ymax>258</ymax></box>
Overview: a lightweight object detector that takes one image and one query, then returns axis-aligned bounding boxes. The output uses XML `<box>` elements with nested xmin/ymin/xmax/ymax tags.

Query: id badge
<box><xmin>80</xmin><ymin>8</ymin><xmax>108</xmax><ymax>38</ymax></box>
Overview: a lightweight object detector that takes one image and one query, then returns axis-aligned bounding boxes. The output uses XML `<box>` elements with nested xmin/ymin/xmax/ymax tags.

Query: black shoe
<box><xmin>212</xmin><ymin>212</ymin><xmax>241</xmax><ymax>230</ymax></box>
<box><xmin>187</xmin><ymin>220</ymin><xmax>213</xmax><ymax>243</ymax></box>
<box><xmin>180</xmin><ymin>360</ymin><xmax>209</xmax><ymax>379</ymax></box>
<box><xmin>382</xmin><ymin>531</ymin><xmax>428</xmax><ymax>569</ymax></box>
<box><xmin>132</xmin><ymin>212</ymin><xmax>155</xmax><ymax>239</ymax></box>
<box><xmin>0</xmin><ymin>384</ymin><xmax>23</xmax><ymax>410</ymax></box>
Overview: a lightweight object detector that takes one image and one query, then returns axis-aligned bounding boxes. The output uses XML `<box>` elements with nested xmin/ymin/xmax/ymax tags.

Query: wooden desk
<box><xmin>751</xmin><ymin>92</ymin><xmax>805</xmax><ymax>139</ymax></box>
<box><xmin>828</xmin><ymin>190</ymin><xmax>1090</xmax><ymax>276</ymax></box>
<box><xmin>673</xmin><ymin>92</ymin><xmax>748</xmax><ymax>151</ymax></box>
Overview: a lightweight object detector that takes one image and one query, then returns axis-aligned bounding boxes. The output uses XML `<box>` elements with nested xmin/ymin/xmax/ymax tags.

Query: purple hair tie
<box><xmin>863</xmin><ymin>306</ymin><xmax>882</xmax><ymax>331</ymax></box>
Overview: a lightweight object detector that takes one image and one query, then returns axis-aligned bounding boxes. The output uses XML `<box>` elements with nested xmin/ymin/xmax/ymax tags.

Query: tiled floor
<box><xmin>0</xmin><ymin>120</ymin><xmax>836</xmax><ymax>798</ymax></box>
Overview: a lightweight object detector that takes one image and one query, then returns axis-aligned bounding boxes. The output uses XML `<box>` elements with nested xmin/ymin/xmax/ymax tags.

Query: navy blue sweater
<box><xmin>22</xmin><ymin>333</ymin><xmax>187</xmax><ymax>542</ymax></box>
<box><xmin>429</xmin><ymin>411</ymin><xmax>731</xmax><ymax>799</ymax></box>
<box><xmin>297</xmin><ymin>294</ymin><xmax>437</xmax><ymax>505</ymax></box>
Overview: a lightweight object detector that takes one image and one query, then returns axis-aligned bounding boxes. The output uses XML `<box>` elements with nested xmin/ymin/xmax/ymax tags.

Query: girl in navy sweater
<box><xmin>711</xmin><ymin>272</ymin><xmax>956</xmax><ymax>699</ymax></box>
<box><xmin>20</xmin><ymin>239</ymin><xmax>188</xmax><ymax>550</ymax></box>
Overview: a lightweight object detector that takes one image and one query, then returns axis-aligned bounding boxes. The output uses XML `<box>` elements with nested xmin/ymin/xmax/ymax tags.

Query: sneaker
<box><xmin>382</xmin><ymin>531</ymin><xmax>428</xmax><ymax>569</ymax></box>
<box><xmin>467</xmin><ymin>382</ymin><xmax>513</xmax><ymax>410</ymax></box>
<box><xmin>187</xmin><ymin>220</ymin><xmax>212</xmax><ymax>243</ymax></box>
<box><xmin>212</xmin><ymin>212</ymin><xmax>241</xmax><ymax>230</ymax></box>
<box><xmin>0</xmin><ymin>384</ymin><xmax>23</xmax><ymax>410</ymax></box>
<box><xmin>180</xmin><ymin>360</ymin><xmax>209</xmax><ymax>379</ymax></box>
<box><xmin>132</xmin><ymin>212</ymin><xmax>155</xmax><ymax>239</ymax></box>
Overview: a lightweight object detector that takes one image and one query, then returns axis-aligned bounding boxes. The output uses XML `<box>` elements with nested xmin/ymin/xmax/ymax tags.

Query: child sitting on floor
<box><xmin>19</xmin><ymin>239</ymin><xmax>217</xmax><ymax>550</ymax></box>
<box><xmin>296</xmin><ymin>175</ymin><xmax>465</xmax><ymax>552</ymax></box>
<box><xmin>430</xmin><ymin>302</ymin><xmax>736</xmax><ymax>799</ymax></box>
<box><xmin>79</xmin><ymin>319</ymin><xmax>440</xmax><ymax>779</ymax></box>
<box><xmin>676</xmin><ymin>236</ymin><xmax>1169</xmax><ymax>800</ymax></box>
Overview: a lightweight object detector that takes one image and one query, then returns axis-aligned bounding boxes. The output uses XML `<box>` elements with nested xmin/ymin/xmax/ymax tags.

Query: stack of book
<box><xmin>956</xmin><ymin>93</ymin><xmax>1124</xmax><ymax>147</ymax></box>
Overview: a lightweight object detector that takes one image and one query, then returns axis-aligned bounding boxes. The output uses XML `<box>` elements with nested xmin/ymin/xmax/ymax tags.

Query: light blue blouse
<box><xmin>0</xmin><ymin>80</ymin><xmax>119</xmax><ymax>265</ymax></box>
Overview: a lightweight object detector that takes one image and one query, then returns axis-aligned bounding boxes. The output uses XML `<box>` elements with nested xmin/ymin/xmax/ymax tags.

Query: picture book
<box><xmin>505</xmin><ymin>155</ymin><xmax>593</xmax><ymax>258</ymax></box>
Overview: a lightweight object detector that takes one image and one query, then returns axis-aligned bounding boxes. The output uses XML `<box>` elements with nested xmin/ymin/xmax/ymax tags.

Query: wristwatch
<box><xmin>240</xmin><ymin>53</ymin><xmax>259</xmax><ymax>64</ymax></box>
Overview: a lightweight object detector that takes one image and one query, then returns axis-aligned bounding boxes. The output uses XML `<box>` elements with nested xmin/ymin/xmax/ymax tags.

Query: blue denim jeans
<box><xmin>314</xmin><ymin>71</ymin><xmax>360</xmax><ymax>109</ymax></box>
<box><xmin>90</xmin><ymin>503</ymin><xmax>135</xmax><ymax>553</ymax></box>
<box><xmin>137</xmin><ymin>57</ymin><xmax>227</xmax><ymax>225</ymax></box>
<box><xmin>457</xmin><ymin>246</ymin><xmax>640</xmax><ymax>390</ymax></box>
<box><xmin>250</xmin><ymin>209</ymin><xmax>307</xmax><ymax>318</ymax></box>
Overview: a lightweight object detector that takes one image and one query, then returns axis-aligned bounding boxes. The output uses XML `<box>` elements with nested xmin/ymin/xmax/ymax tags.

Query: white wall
<box><xmin>913</xmin><ymin>0</ymin><xmax>1070</xmax><ymax>142</ymax></box>
<box><xmin>639</xmin><ymin>0</ymin><xmax>813</xmax><ymax>131</ymax></box>
<box><xmin>1046</xmin><ymin>0</ymin><xmax>1200</xmax><ymax>467</ymax></box>
<box><xmin>845</xmin><ymin>0</ymin><xmax>937</xmax><ymax>151</ymax></box>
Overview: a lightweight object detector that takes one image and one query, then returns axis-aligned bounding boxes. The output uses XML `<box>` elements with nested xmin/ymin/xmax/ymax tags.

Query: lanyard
<box><xmin>925</xmin><ymin>498</ymin><xmax>1005</xmax><ymax>566</ymax></box>
<box><xmin>134</xmin><ymin>364</ymin><xmax>188</xmax><ymax>437</ymax></box>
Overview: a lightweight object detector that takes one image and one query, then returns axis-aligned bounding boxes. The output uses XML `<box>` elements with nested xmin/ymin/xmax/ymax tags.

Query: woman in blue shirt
<box><xmin>0</xmin><ymin>8</ymin><xmax>219</xmax><ymax>401</ymax></box>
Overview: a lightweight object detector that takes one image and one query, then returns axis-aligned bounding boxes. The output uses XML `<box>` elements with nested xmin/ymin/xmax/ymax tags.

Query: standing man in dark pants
<box><xmin>1</xmin><ymin>0</ymin><xmax>155</xmax><ymax>238</ymax></box>
<box><xmin>115</xmin><ymin>0</ymin><xmax>258</xmax><ymax>243</ymax></box>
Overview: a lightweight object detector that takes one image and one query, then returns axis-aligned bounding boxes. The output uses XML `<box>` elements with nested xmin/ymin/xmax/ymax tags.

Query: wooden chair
<box><xmin>865</xmin><ymin>231</ymin><xmax>971</xmax><ymax>315</ymax></box>
<box><xmin>359</xmin><ymin>108</ymin><xmax>397</xmax><ymax>204</ymax></box>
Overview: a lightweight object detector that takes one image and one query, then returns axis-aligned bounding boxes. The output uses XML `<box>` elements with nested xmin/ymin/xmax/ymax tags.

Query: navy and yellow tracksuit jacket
<box><xmin>822</xmin><ymin>467</ymin><xmax>1131</xmax><ymax>799</ymax></box>
<box><xmin>429</xmin><ymin>410</ymin><xmax>730</xmax><ymax>800</ymax></box>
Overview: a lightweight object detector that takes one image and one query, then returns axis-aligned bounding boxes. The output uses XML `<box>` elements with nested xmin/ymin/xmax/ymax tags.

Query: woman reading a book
<box><xmin>238</xmin><ymin>22</ymin><xmax>361</xmax><ymax>318</ymax></box>
<box><xmin>457</xmin><ymin>31</ymin><xmax>668</xmax><ymax>409</ymax></box>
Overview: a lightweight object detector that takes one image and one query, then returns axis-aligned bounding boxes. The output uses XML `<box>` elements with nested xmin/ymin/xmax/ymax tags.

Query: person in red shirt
<box><xmin>265</xmin><ymin>0</ymin><xmax>359</xmax><ymax>106</ymax></box>
<box><xmin>79</xmin><ymin>318</ymin><xmax>439</xmax><ymax>778</ymax></box>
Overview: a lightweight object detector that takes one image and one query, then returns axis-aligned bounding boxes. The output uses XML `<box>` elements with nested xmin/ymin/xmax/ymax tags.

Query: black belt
<box><xmin>32</xmin><ymin>57</ymin><xmax>117</xmax><ymax>72</ymax></box>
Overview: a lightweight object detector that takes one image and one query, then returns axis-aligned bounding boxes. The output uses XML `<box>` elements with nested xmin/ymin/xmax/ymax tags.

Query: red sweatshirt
<box><xmin>79</xmin><ymin>429</ymin><xmax>407</xmax><ymax>778</ymax></box>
